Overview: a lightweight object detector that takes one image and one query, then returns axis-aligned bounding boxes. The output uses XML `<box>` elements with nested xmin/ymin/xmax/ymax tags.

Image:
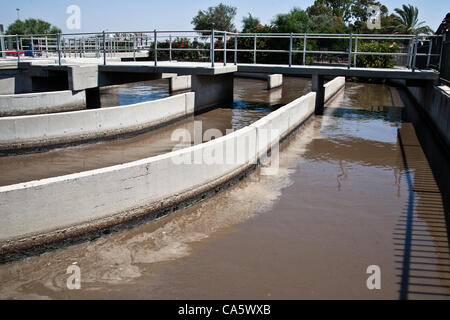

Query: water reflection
<box><xmin>0</xmin><ymin>79</ymin><xmax>448</xmax><ymax>300</ymax></box>
<box><xmin>0</xmin><ymin>77</ymin><xmax>309</xmax><ymax>187</ymax></box>
<box><xmin>100</xmin><ymin>80</ymin><xmax>171</xmax><ymax>108</ymax></box>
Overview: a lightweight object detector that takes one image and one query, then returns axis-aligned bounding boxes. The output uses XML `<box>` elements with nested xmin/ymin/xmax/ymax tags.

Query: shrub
<box><xmin>356</xmin><ymin>42</ymin><xmax>398</xmax><ymax>68</ymax></box>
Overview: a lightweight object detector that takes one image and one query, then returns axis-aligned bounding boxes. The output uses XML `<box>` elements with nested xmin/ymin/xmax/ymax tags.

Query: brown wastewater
<box><xmin>0</xmin><ymin>76</ymin><xmax>449</xmax><ymax>300</ymax></box>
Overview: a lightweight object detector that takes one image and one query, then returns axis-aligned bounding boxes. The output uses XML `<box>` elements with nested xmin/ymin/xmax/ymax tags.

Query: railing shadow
<box><xmin>395</xmin><ymin>124</ymin><xmax>450</xmax><ymax>300</ymax></box>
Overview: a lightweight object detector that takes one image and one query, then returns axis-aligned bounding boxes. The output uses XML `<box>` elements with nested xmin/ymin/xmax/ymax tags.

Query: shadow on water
<box><xmin>325</xmin><ymin>85</ymin><xmax>450</xmax><ymax>299</ymax></box>
<box><xmin>394</xmin><ymin>88</ymin><xmax>450</xmax><ymax>300</ymax></box>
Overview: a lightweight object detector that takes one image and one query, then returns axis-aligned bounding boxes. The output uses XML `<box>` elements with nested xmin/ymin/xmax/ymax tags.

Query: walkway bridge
<box><xmin>0</xmin><ymin>30</ymin><xmax>443</xmax><ymax>113</ymax></box>
<box><xmin>0</xmin><ymin>30</ymin><xmax>449</xmax><ymax>276</ymax></box>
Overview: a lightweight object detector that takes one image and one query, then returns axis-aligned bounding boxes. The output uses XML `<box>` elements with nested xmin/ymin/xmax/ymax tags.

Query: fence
<box><xmin>0</xmin><ymin>30</ymin><xmax>444</xmax><ymax>72</ymax></box>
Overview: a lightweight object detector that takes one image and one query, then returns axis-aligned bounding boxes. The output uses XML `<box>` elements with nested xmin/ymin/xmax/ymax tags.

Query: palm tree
<box><xmin>393</xmin><ymin>4</ymin><xmax>433</xmax><ymax>34</ymax></box>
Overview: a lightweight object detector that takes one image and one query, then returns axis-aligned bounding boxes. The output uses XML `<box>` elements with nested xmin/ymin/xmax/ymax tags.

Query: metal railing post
<box><xmin>62</xmin><ymin>37</ymin><xmax>66</xmax><ymax>58</ymax></box>
<box><xmin>103</xmin><ymin>31</ymin><xmax>106</xmax><ymax>65</ymax></box>
<box><xmin>154</xmin><ymin>29</ymin><xmax>158</xmax><ymax>66</ymax></box>
<box><xmin>45</xmin><ymin>36</ymin><xmax>48</xmax><ymax>58</ymax></box>
<box><xmin>169</xmin><ymin>34</ymin><xmax>172</xmax><ymax>62</ymax></box>
<box><xmin>354</xmin><ymin>36</ymin><xmax>358</xmax><ymax>67</ymax></box>
<box><xmin>95</xmin><ymin>36</ymin><xmax>99</xmax><ymax>58</ymax></box>
<box><xmin>16</xmin><ymin>35</ymin><xmax>20</xmax><ymax>63</ymax></box>
<box><xmin>253</xmin><ymin>34</ymin><xmax>257</xmax><ymax>64</ymax></box>
<box><xmin>426</xmin><ymin>38</ymin><xmax>432</xmax><ymax>69</ymax></box>
<box><xmin>412</xmin><ymin>34</ymin><xmax>418</xmax><ymax>72</ymax></box>
<box><xmin>57</xmin><ymin>33</ymin><xmax>61</xmax><ymax>66</ymax></box>
<box><xmin>438</xmin><ymin>34</ymin><xmax>445</xmax><ymax>72</ymax></box>
<box><xmin>133</xmin><ymin>34</ymin><xmax>136</xmax><ymax>61</ymax></box>
<box><xmin>211</xmin><ymin>29</ymin><xmax>215</xmax><ymax>67</ymax></box>
<box><xmin>223</xmin><ymin>33</ymin><xmax>227</xmax><ymax>66</ymax></box>
<box><xmin>348</xmin><ymin>33</ymin><xmax>352</xmax><ymax>70</ymax></box>
<box><xmin>303</xmin><ymin>34</ymin><xmax>307</xmax><ymax>65</ymax></box>
<box><xmin>234</xmin><ymin>33</ymin><xmax>238</xmax><ymax>65</ymax></box>
<box><xmin>289</xmin><ymin>32</ymin><xmax>293</xmax><ymax>67</ymax></box>
<box><xmin>0</xmin><ymin>32</ymin><xmax>5</xmax><ymax>59</ymax></box>
<box><xmin>83</xmin><ymin>37</ymin><xmax>86</xmax><ymax>58</ymax></box>
<box><xmin>407</xmin><ymin>39</ymin><xmax>413</xmax><ymax>69</ymax></box>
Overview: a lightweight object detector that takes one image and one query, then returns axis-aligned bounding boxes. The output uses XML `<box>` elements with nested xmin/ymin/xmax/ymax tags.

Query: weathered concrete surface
<box><xmin>0</xmin><ymin>92</ymin><xmax>195</xmax><ymax>151</ymax></box>
<box><xmin>237</xmin><ymin>63</ymin><xmax>439</xmax><ymax>81</ymax></box>
<box><xmin>0</xmin><ymin>69</ymin><xmax>32</xmax><ymax>94</ymax></box>
<box><xmin>191</xmin><ymin>73</ymin><xmax>234</xmax><ymax>112</ymax></box>
<box><xmin>0</xmin><ymin>76</ymin><xmax>15</xmax><ymax>95</ymax></box>
<box><xmin>0</xmin><ymin>88</ymin><xmax>317</xmax><ymax>253</ymax></box>
<box><xmin>99</xmin><ymin>61</ymin><xmax>238</xmax><ymax>76</ymax></box>
<box><xmin>235</xmin><ymin>73</ymin><xmax>283</xmax><ymax>90</ymax></box>
<box><xmin>406</xmin><ymin>84</ymin><xmax>450</xmax><ymax>148</ymax></box>
<box><xmin>0</xmin><ymin>126</ymin><xmax>257</xmax><ymax>244</ymax></box>
<box><xmin>251</xmin><ymin>92</ymin><xmax>316</xmax><ymax>157</ymax></box>
<box><xmin>69</xmin><ymin>65</ymin><xmax>99</xmax><ymax>91</ymax></box>
<box><xmin>0</xmin><ymin>90</ymin><xmax>86</xmax><ymax>117</ymax></box>
<box><xmin>324</xmin><ymin>76</ymin><xmax>346</xmax><ymax>102</ymax></box>
<box><xmin>313</xmin><ymin>76</ymin><xmax>345</xmax><ymax>114</ymax></box>
<box><xmin>268</xmin><ymin>74</ymin><xmax>283</xmax><ymax>90</ymax></box>
<box><xmin>169</xmin><ymin>75</ymin><xmax>191</xmax><ymax>92</ymax></box>
<box><xmin>1</xmin><ymin>62</ymin><xmax>237</xmax><ymax>94</ymax></box>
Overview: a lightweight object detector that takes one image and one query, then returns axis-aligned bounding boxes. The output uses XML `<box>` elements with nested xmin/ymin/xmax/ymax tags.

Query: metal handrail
<box><xmin>0</xmin><ymin>29</ymin><xmax>444</xmax><ymax>72</ymax></box>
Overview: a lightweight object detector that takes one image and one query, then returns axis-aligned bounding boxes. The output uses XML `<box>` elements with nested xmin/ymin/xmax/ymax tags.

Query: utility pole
<box><xmin>0</xmin><ymin>25</ymin><xmax>5</xmax><ymax>58</ymax></box>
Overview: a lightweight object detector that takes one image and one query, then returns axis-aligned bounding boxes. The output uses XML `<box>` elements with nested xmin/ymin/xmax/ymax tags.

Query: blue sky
<box><xmin>0</xmin><ymin>0</ymin><xmax>447</xmax><ymax>33</ymax></box>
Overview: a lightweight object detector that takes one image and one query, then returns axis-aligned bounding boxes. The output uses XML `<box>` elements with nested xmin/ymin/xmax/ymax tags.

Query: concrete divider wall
<box><xmin>0</xmin><ymin>78</ymin><xmax>343</xmax><ymax>249</ymax></box>
<box><xmin>169</xmin><ymin>75</ymin><xmax>192</xmax><ymax>92</ymax></box>
<box><xmin>406</xmin><ymin>85</ymin><xmax>450</xmax><ymax>149</ymax></box>
<box><xmin>251</xmin><ymin>92</ymin><xmax>316</xmax><ymax>157</ymax></box>
<box><xmin>234</xmin><ymin>72</ymin><xmax>283</xmax><ymax>90</ymax></box>
<box><xmin>0</xmin><ymin>126</ymin><xmax>257</xmax><ymax>242</ymax></box>
<box><xmin>0</xmin><ymin>90</ymin><xmax>86</xmax><ymax>117</ymax></box>
<box><xmin>0</xmin><ymin>92</ymin><xmax>195</xmax><ymax>151</ymax></box>
<box><xmin>324</xmin><ymin>76</ymin><xmax>346</xmax><ymax>102</ymax></box>
<box><xmin>267</xmin><ymin>74</ymin><xmax>283</xmax><ymax>89</ymax></box>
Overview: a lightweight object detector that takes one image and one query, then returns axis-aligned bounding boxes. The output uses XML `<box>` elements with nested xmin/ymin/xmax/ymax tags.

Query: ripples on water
<box><xmin>1</xmin><ymin>79</ymin><xmax>448</xmax><ymax>299</ymax></box>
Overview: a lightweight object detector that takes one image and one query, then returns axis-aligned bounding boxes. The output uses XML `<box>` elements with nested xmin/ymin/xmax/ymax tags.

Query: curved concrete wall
<box><xmin>0</xmin><ymin>126</ymin><xmax>257</xmax><ymax>243</ymax></box>
<box><xmin>0</xmin><ymin>78</ymin><xmax>346</xmax><ymax>253</ymax></box>
<box><xmin>0</xmin><ymin>92</ymin><xmax>195</xmax><ymax>151</ymax></box>
<box><xmin>0</xmin><ymin>91</ymin><xmax>320</xmax><ymax>248</ymax></box>
<box><xmin>251</xmin><ymin>92</ymin><xmax>317</xmax><ymax>158</ymax></box>
<box><xmin>324</xmin><ymin>76</ymin><xmax>346</xmax><ymax>102</ymax></box>
<box><xmin>0</xmin><ymin>90</ymin><xmax>86</xmax><ymax>117</ymax></box>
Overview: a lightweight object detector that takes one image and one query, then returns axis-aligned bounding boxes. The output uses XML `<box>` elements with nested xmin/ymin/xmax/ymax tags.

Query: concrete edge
<box><xmin>0</xmin><ymin>89</ymin><xmax>320</xmax><ymax>262</ymax></box>
<box><xmin>324</xmin><ymin>76</ymin><xmax>346</xmax><ymax>103</ymax></box>
<box><xmin>0</xmin><ymin>90</ymin><xmax>86</xmax><ymax>117</ymax></box>
<box><xmin>0</xmin><ymin>92</ymin><xmax>195</xmax><ymax>152</ymax></box>
<box><xmin>0</xmin><ymin>77</ymin><xmax>345</xmax><ymax>261</ymax></box>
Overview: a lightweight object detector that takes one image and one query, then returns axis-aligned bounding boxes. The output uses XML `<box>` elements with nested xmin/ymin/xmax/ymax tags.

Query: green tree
<box><xmin>242</xmin><ymin>14</ymin><xmax>261</xmax><ymax>33</ymax></box>
<box><xmin>392</xmin><ymin>4</ymin><xmax>432</xmax><ymax>34</ymax></box>
<box><xmin>6</xmin><ymin>19</ymin><xmax>61</xmax><ymax>35</ymax></box>
<box><xmin>191</xmin><ymin>3</ymin><xmax>237</xmax><ymax>32</ymax></box>
<box><xmin>271</xmin><ymin>8</ymin><xmax>310</xmax><ymax>33</ymax></box>
<box><xmin>307</xmin><ymin>1</ymin><xmax>333</xmax><ymax>17</ymax></box>
<box><xmin>316</xmin><ymin>0</ymin><xmax>353</xmax><ymax>23</ymax></box>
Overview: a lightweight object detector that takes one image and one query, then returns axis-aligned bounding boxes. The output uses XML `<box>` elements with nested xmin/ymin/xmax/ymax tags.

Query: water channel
<box><xmin>0</xmin><ymin>76</ymin><xmax>448</xmax><ymax>300</ymax></box>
